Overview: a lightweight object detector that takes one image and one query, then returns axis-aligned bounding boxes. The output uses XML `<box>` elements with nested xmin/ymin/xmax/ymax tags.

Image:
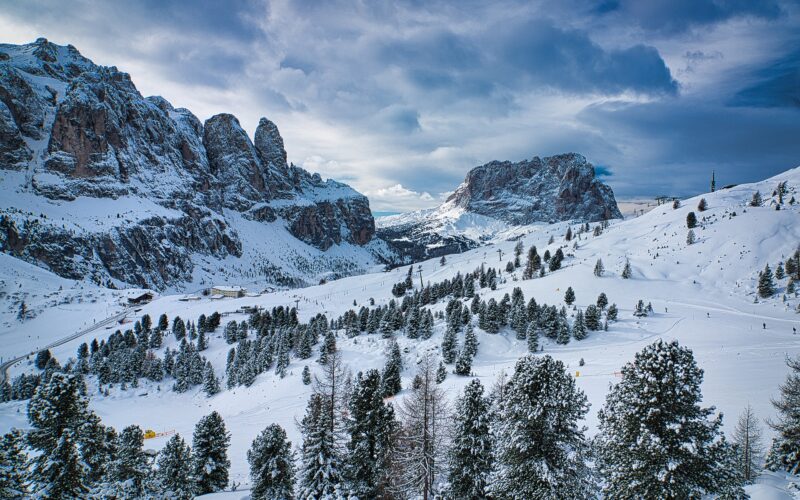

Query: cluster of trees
<box><xmin>247</xmin><ymin>340</ymin><xmax>754</xmax><ymax>499</ymax></box>
<box><xmin>0</xmin><ymin>372</ymin><xmax>231</xmax><ymax>499</ymax></box>
<box><xmin>759</xmin><ymin>248</ymin><xmax>800</xmax><ymax>299</ymax></box>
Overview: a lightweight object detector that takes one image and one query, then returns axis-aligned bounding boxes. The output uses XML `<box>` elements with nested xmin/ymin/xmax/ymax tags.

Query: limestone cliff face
<box><xmin>378</xmin><ymin>153</ymin><xmax>622</xmax><ymax>262</ymax></box>
<box><xmin>0</xmin><ymin>38</ymin><xmax>375</xmax><ymax>290</ymax></box>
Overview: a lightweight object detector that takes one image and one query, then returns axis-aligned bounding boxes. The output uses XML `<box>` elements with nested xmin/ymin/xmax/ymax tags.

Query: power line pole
<box><xmin>418</xmin><ymin>267</ymin><xmax>424</xmax><ymax>289</ymax></box>
<box><xmin>294</xmin><ymin>298</ymin><xmax>300</xmax><ymax>311</ymax></box>
<box><xmin>497</xmin><ymin>248</ymin><xmax>503</xmax><ymax>262</ymax></box>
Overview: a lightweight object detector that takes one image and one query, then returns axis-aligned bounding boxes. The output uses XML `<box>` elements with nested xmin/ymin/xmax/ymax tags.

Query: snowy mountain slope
<box><xmin>377</xmin><ymin>152</ymin><xmax>622</xmax><ymax>262</ymax></box>
<box><xmin>1</xmin><ymin>166</ymin><xmax>798</xmax><ymax>493</ymax></box>
<box><xmin>0</xmin><ymin>39</ymin><xmax>382</xmax><ymax>291</ymax></box>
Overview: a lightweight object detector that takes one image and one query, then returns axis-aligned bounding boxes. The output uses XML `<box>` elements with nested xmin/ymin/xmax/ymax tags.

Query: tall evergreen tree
<box><xmin>564</xmin><ymin>286</ymin><xmax>575</xmax><ymax>305</ymax></box>
<box><xmin>157</xmin><ymin>433</ymin><xmax>194</xmax><ymax>500</ymax></box>
<box><xmin>594</xmin><ymin>258</ymin><xmax>605</xmax><ymax>277</ymax></box>
<box><xmin>490</xmin><ymin>355</ymin><xmax>594</xmax><ymax>499</ymax></box>
<box><xmin>203</xmin><ymin>361</ymin><xmax>221</xmax><ymax>397</ymax></box>
<box><xmin>573</xmin><ymin>309</ymin><xmax>588</xmax><ymax>340</ymax></box>
<box><xmin>109</xmin><ymin>425</ymin><xmax>151</xmax><ymax>498</ymax></box>
<box><xmin>248</xmin><ymin>424</ymin><xmax>295</xmax><ymax>500</ymax></box>
<box><xmin>686</xmin><ymin>211</ymin><xmax>697</xmax><ymax>228</ymax></box>
<box><xmin>758</xmin><ymin>264</ymin><xmax>776</xmax><ymax>298</ymax></box>
<box><xmin>344</xmin><ymin>369</ymin><xmax>398</xmax><ymax>498</ymax></box>
<box><xmin>767</xmin><ymin>355</ymin><xmax>800</xmax><ymax>474</ymax></box>
<box><xmin>381</xmin><ymin>340</ymin><xmax>403</xmax><ymax>398</ymax></box>
<box><xmin>526</xmin><ymin>322</ymin><xmax>539</xmax><ymax>352</ymax></box>
<box><xmin>192</xmin><ymin>411</ymin><xmax>231</xmax><ymax>495</ymax></box>
<box><xmin>446</xmin><ymin>379</ymin><xmax>492</xmax><ymax>499</ymax></box>
<box><xmin>441</xmin><ymin>325</ymin><xmax>458</xmax><ymax>364</ymax></box>
<box><xmin>298</xmin><ymin>393</ymin><xmax>344</xmax><ymax>498</ymax></box>
<box><xmin>32</xmin><ymin>429</ymin><xmax>87</xmax><ymax>499</ymax></box>
<box><xmin>596</xmin><ymin>339</ymin><xmax>744</xmax><ymax>499</ymax></box>
<box><xmin>0</xmin><ymin>429</ymin><xmax>27</xmax><ymax>499</ymax></box>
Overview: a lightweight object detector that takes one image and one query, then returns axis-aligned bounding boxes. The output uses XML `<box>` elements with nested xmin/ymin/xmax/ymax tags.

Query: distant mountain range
<box><xmin>0</xmin><ymin>39</ymin><xmax>623</xmax><ymax>289</ymax></box>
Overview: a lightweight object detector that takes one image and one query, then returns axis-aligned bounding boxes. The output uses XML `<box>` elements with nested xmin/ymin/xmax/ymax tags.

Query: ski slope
<box><xmin>1</xmin><ymin>167</ymin><xmax>799</xmax><ymax>496</ymax></box>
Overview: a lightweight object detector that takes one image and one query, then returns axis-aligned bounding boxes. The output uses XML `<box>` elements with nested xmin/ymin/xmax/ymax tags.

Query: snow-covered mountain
<box><xmin>377</xmin><ymin>153</ymin><xmax>622</xmax><ymax>262</ymax></box>
<box><xmin>2</xmin><ymin>164</ymin><xmax>798</xmax><ymax>493</ymax></box>
<box><xmin>0</xmin><ymin>39</ymin><xmax>385</xmax><ymax>291</ymax></box>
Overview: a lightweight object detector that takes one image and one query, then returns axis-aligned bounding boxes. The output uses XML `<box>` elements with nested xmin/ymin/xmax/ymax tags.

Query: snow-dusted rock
<box><xmin>0</xmin><ymin>39</ymin><xmax>377</xmax><ymax>290</ymax></box>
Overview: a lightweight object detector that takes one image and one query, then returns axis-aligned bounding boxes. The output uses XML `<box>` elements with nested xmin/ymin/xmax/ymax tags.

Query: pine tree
<box><xmin>686</xmin><ymin>211</ymin><xmax>697</xmax><ymax>229</ymax></box>
<box><xmin>108</xmin><ymin>425</ymin><xmax>151</xmax><ymax>498</ymax></box>
<box><xmin>767</xmin><ymin>355</ymin><xmax>800</xmax><ymax>474</ymax></box>
<box><xmin>687</xmin><ymin>229</ymin><xmax>696</xmax><ymax>245</ymax></box>
<box><xmin>556</xmin><ymin>317</ymin><xmax>571</xmax><ymax>344</ymax></box>
<box><xmin>596</xmin><ymin>292</ymin><xmax>608</xmax><ymax>310</ymax></box>
<box><xmin>302</xmin><ymin>365</ymin><xmax>312</xmax><ymax>385</ymax></box>
<box><xmin>27</xmin><ymin>372</ymin><xmax>90</xmax><ymax>491</ymax></box>
<box><xmin>203</xmin><ymin>361</ymin><xmax>221</xmax><ymax>397</ymax></box>
<box><xmin>381</xmin><ymin>340</ymin><xmax>403</xmax><ymax>398</ymax></box>
<box><xmin>0</xmin><ymin>429</ymin><xmax>27</xmax><ymax>498</ymax></box>
<box><xmin>249</xmin><ymin>424</ymin><xmax>295</xmax><ymax>500</ymax></box>
<box><xmin>33</xmin><ymin>429</ymin><xmax>87</xmax><ymax>499</ymax></box>
<box><xmin>697</xmin><ymin>198</ymin><xmax>707</xmax><ymax>211</ymax></box>
<box><xmin>759</xmin><ymin>264</ymin><xmax>776</xmax><ymax>298</ymax></box>
<box><xmin>462</xmin><ymin>322</ymin><xmax>478</xmax><ymax>358</ymax></box>
<box><xmin>344</xmin><ymin>369</ymin><xmax>397</xmax><ymax>498</ymax></box>
<box><xmin>454</xmin><ymin>348</ymin><xmax>473</xmax><ymax>376</ymax></box>
<box><xmin>526</xmin><ymin>322</ymin><xmax>539</xmax><ymax>352</ymax></box>
<box><xmin>298</xmin><ymin>393</ymin><xmax>344</xmax><ymax>498</ymax></box>
<box><xmin>192</xmin><ymin>411</ymin><xmax>231</xmax><ymax>495</ymax></box>
<box><xmin>564</xmin><ymin>286</ymin><xmax>575</xmax><ymax>305</ymax></box>
<box><xmin>446</xmin><ymin>379</ymin><xmax>492</xmax><ymax>499</ymax></box>
<box><xmin>441</xmin><ymin>325</ymin><xmax>458</xmax><ymax>364</ymax></box>
<box><xmin>596</xmin><ymin>339</ymin><xmax>744</xmax><ymax>498</ymax></box>
<box><xmin>157</xmin><ymin>433</ymin><xmax>193</xmax><ymax>500</ymax></box>
<box><xmin>733</xmin><ymin>404</ymin><xmax>764</xmax><ymax>484</ymax></box>
<box><xmin>607</xmin><ymin>303</ymin><xmax>619</xmax><ymax>321</ymax></box>
<box><xmin>750</xmin><ymin>191</ymin><xmax>762</xmax><ymax>207</ymax></box>
<box><xmin>573</xmin><ymin>309</ymin><xmax>588</xmax><ymax>340</ymax></box>
<box><xmin>622</xmin><ymin>258</ymin><xmax>632</xmax><ymax>279</ymax></box>
<box><xmin>78</xmin><ymin>412</ymin><xmax>109</xmax><ymax>485</ymax></box>
<box><xmin>436</xmin><ymin>360</ymin><xmax>447</xmax><ymax>383</ymax></box>
<box><xmin>172</xmin><ymin>316</ymin><xmax>187</xmax><ymax>341</ymax></box>
<box><xmin>197</xmin><ymin>329</ymin><xmax>208</xmax><ymax>351</ymax></box>
<box><xmin>490</xmin><ymin>355</ymin><xmax>594</xmax><ymax>498</ymax></box>
<box><xmin>594</xmin><ymin>258</ymin><xmax>605</xmax><ymax>277</ymax></box>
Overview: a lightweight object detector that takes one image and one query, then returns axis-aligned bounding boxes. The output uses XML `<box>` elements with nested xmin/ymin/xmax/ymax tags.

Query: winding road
<box><xmin>0</xmin><ymin>309</ymin><xmax>130</xmax><ymax>385</ymax></box>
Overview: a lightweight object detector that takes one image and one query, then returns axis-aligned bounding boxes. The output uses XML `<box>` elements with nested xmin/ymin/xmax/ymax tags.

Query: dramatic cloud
<box><xmin>1</xmin><ymin>0</ymin><xmax>797</xmax><ymax>208</ymax></box>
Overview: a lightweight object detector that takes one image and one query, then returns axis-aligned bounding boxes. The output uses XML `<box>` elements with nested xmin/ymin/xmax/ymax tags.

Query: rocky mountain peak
<box><xmin>447</xmin><ymin>152</ymin><xmax>621</xmax><ymax>224</ymax></box>
<box><xmin>254</xmin><ymin>117</ymin><xmax>288</xmax><ymax>171</ymax></box>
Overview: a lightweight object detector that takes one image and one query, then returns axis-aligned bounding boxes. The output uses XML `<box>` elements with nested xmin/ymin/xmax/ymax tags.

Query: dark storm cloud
<box><xmin>593</xmin><ymin>0</ymin><xmax>784</xmax><ymax>34</ymax></box>
<box><xmin>1</xmin><ymin>0</ymin><xmax>798</xmax><ymax>210</ymax></box>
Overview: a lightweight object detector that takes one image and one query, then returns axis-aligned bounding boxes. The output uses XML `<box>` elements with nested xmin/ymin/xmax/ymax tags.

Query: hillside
<box><xmin>0</xmin><ymin>39</ymin><xmax>386</xmax><ymax>292</ymax></box>
<box><xmin>1</xmin><ymin>166</ymin><xmax>798</xmax><ymax>494</ymax></box>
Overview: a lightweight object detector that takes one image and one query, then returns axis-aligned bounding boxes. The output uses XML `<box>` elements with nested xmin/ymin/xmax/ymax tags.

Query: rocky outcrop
<box><xmin>378</xmin><ymin>153</ymin><xmax>622</xmax><ymax>263</ymax></box>
<box><xmin>448</xmin><ymin>153</ymin><xmax>621</xmax><ymax>224</ymax></box>
<box><xmin>0</xmin><ymin>38</ymin><xmax>376</xmax><ymax>290</ymax></box>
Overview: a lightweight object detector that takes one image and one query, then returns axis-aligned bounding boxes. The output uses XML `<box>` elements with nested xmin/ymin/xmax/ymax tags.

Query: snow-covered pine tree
<box><xmin>436</xmin><ymin>360</ymin><xmax>448</xmax><ymax>383</ymax></box>
<box><xmin>594</xmin><ymin>259</ymin><xmax>605</xmax><ymax>277</ymax></box>
<box><xmin>156</xmin><ymin>433</ymin><xmax>194</xmax><ymax>500</ymax></box>
<box><xmin>344</xmin><ymin>369</ymin><xmax>398</xmax><ymax>498</ymax></box>
<box><xmin>767</xmin><ymin>355</ymin><xmax>800</xmax><ymax>474</ymax></box>
<box><xmin>564</xmin><ymin>286</ymin><xmax>575</xmax><ymax>305</ymax></box>
<box><xmin>27</xmin><ymin>372</ymin><xmax>91</xmax><ymax>493</ymax></box>
<box><xmin>596</xmin><ymin>292</ymin><xmax>608</xmax><ymax>310</ymax></box>
<box><xmin>526</xmin><ymin>322</ymin><xmax>539</xmax><ymax>352</ymax></box>
<box><xmin>191</xmin><ymin>411</ymin><xmax>231</xmax><ymax>495</ymax></box>
<box><xmin>79</xmin><ymin>412</ymin><xmax>110</xmax><ymax>485</ymax></box>
<box><xmin>34</xmin><ymin>428</ymin><xmax>87</xmax><ymax>499</ymax></box>
<box><xmin>172</xmin><ymin>316</ymin><xmax>186</xmax><ymax>341</ymax></box>
<box><xmin>596</xmin><ymin>339</ymin><xmax>744</xmax><ymax>498</ymax></box>
<box><xmin>687</xmin><ymin>229</ymin><xmax>696</xmax><ymax>245</ymax></box>
<box><xmin>248</xmin><ymin>424</ymin><xmax>295</xmax><ymax>500</ymax></box>
<box><xmin>106</xmin><ymin>425</ymin><xmax>151</xmax><ymax>498</ymax></box>
<box><xmin>446</xmin><ymin>379</ymin><xmax>492</xmax><ymax>499</ymax></box>
<box><xmin>750</xmin><ymin>191</ymin><xmax>762</xmax><ymax>207</ymax></box>
<box><xmin>585</xmin><ymin>304</ymin><xmax>601</xmax><ymax>330</ymax></box>
<box><xmin>381</xmin><ymin>340</ymin><xmax>403</xmax><ymax>398</ymax></box>
<box><xmin>556</xmin><ymin>317</ymin><xmax>571</xmax><ymax>344</ymax></box>
<box><xmin>733</xmin><ymin>404</ymin><xmax>765</xmax><ymax>484</ymax></box>
<box><xmin>298</xmin><ymin>393</ymin><xmax>344</xmax><ymax>498</ymax></box>
<box><xmin>759</xmin><ymin>264</ymin><xmax>776</xmax><ymax>298</ymax></box>
<box><xmin>489</xmin><ymin>355</ymin><xmax>594</xmax><ymax>499</ymax></box>
<box><xmin>441</xmin><ymin>324</ymin><xmax>458</xmax><ymax>364</ymax></box>
<box><xmin>302</xmin><ymin>365</ymin><xmax>312</xmax><ymax>385</ymax></box>
<box><xmin>697</xmin><ymin>197</ymin><xmax>708</xmax><ymax>211</ymax></box>
<box><xmin>622</xmin><ymin>258</ymin><xmax>632</xmax><ymax>279</ymax></box>
<box><xmin>573</xmin><ymin>309</ymin><xmax>588</xmax><ymax>340</ymax></box>
<box><xmin>0</xmin><ymin>429</ymin><xmax>27</xmax><ymax>498</ymax></box>
<box><xmin>203</xmin><ymin>361</ymin><xmax>221</xmax><ymax>397</ymax></box>
<box><xmin>607</xmin><ymin>303</ymin><xmax>619</xmax><ymax>321</ymax></box>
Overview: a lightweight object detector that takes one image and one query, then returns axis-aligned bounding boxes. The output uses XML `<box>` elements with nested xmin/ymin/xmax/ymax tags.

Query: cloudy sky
<box><xmin>2</xmin><ymin>0</ymin><xmax>799</xmax><ymax>211</ymax></box>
